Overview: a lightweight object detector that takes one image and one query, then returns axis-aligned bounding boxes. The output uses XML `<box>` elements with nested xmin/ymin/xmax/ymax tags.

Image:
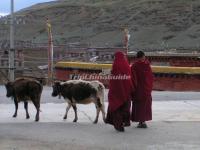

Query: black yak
<box><xmin>4</xmin><ymin>78</ymin><xmax>43</xmax><ymax>121</ymax></box>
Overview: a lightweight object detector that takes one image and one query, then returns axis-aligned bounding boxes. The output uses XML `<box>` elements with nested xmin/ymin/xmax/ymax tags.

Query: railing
<box><xmin>0</xmin><ymin>49</ymin><xmax>24</xmax><ymax>70</ymax></box>
<box><xmin>0</xmin><ymin>57</ymin><xmax>24</xmax><ymax>70</ymax></box>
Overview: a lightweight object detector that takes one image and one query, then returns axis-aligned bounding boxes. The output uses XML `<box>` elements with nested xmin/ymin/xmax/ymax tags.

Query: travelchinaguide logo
<box><xmin>69</xmin><ymin>74</ymin><xmax>131</xmax><ymax>80</ymax></box>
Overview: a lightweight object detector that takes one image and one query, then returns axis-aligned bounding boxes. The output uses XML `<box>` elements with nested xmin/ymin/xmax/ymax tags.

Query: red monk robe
<box><xmin>131</xmin><ymin>51</ymin><xmax>153</xmax><ymax>128</ymax></box>
<box><xmin>106</xmin><ymin>51</ymin><xmax>133</xmax><ymax>132</ymax></box>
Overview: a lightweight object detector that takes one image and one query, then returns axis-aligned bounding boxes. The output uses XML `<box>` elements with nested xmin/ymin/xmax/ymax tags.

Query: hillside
<box><xmin>1</xmin><ymin>0</ymin><xmax>200</xmax><ymax>51</ymax></box>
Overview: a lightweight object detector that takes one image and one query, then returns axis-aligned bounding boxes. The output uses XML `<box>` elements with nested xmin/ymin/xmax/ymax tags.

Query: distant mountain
<box><xmin>1</xmin><ymin>0</ymin><xmax>200</xmax><ymax>51</ymax></box>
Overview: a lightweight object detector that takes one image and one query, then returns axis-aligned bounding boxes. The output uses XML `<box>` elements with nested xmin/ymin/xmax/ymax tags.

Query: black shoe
<box><xmin>114</xmin><ymin>126</ymin><xmax>125</xmax><ymax>132</ymax></box>
<box><xmin>137</xmin><ymin>122</ymin><xmax>147</xmax><ymax>128</ymax></box>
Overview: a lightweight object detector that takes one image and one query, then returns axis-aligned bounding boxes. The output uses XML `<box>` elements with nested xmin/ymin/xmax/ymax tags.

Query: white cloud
<box><xmin>0</xmin><ymin>13</ymin><xmax>9</xmax><ymax>17</ymax></box>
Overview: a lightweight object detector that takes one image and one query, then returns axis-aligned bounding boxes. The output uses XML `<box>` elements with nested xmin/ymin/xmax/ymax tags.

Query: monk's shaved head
<box><xmin>136</xmin><ymin>51</ymin><xmax>145</xmax><ymax>58</ymax></box>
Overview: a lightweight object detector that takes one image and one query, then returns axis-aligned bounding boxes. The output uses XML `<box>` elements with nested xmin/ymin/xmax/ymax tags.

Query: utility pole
<box><xmin>9</xmin><ymin>0</ymin><xmax>15</xmax><ymax>81</ymax></box>
<box><xmin>124</xmin><ymin>28</ymin><xmax>130</xmax><ymax>54</ymax></box>
<box><xmin>46</xmin><ymin>18</ymin><xmax>54</xmax><ymax>84</ymax></box>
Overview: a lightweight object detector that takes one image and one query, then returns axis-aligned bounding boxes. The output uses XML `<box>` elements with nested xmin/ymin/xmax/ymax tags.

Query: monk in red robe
<box><xmin>106</xmin><ymin>51</ymin><xmax>134</xmax><ymax>132</ymax></box>
<box><xmin>131</xmin><ymin>51</ymin><xmax>153</xmax><ymax>128</ymax></box>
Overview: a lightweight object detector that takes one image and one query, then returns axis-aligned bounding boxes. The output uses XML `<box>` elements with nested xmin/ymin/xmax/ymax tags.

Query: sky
<box><xmin>0</xmin><ymin>0</ymin><xmax>55</xmax><ymax>16</ymax></box>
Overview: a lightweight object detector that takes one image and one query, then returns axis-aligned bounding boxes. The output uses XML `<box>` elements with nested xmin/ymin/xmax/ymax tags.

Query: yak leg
<box><xmin>63</xmin><ymin>103</ymin><xmax>71</xmax><ymax>120</ymax></box>
<box><xmin>13</xmin><ymin>99</ymin><xmax>18</xmax><ymax>118</ymax></box>
<box><xmin>93</xmin><ymin>97</ymin><xmax>103</xmax><ymax>124</ymax></box>
<box><xmin>72</xmin><ymin>104</ymin><xmax>78</xmax><ymax>122</ymax></box>
<box><xmin>24</xmin><ymin>101</ymin><xmax>30</xmax><ymax>119</ymax></box>
<box><xmin>98</xmin><ymin>96</ymin><xmax>106</xmax><ymax>123</ymax></box>
<box><xmin>32</xmin><ymin>99</ymin><xmax>40</xmax><ymax>122</ymax></box>
<box><xmin>100</xmin><ymin>105</ymin><xmax>106</xmax><ymax>123</ymax></box>
<box><xmin>93</xmin><ymin>106</ymin><xmax>100</xmax><ymax>124</ymax></box>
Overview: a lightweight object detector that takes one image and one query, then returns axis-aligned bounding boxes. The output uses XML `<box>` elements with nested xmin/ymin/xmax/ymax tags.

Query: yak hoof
<box><xmin>93</xmin><ymin>120</ymin><xmax>98</xmax><ymax>124</ymax></box>
<box><xmin>63</xmin><ymin>116</ymin><xmax>67</xmax><ymax>120</ymax></box>
<box><xmin>35</xmin><ymin>118</ymin><xmax>39</xmax><ymax>122</ymax></box>
<box><xmin>26</xmin><ymin>115</ymin><xmax>30</xmax><ymax>119</ymax></box>
<box><xmin>13</xmin><ymin>114</ymin><xmax>17</xmax><ymax>118</ymax></box>
<box><xmin>73</xmin><ymin>119</ymin><xmax>77</xmax><ymax>122</ymax></box>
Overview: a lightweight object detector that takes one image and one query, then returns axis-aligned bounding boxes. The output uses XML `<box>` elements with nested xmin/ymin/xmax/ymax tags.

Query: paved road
<box><xmin>0</xmin><ymin>122</ymin><xmax>200</xmax><ymax>150</ymax></box>
<box><xmin>1</xmin><ymin>85</ymin><xmax>200</xmax><ymax>150</ymax></box>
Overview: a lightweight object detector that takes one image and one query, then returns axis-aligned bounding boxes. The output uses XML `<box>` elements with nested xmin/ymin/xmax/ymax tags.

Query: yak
<box><xmin>4</xmin><ymin>78</ymin><xmax>43</xmax><ymax>121</ymax></box>
<box><xmin>52</xmin><ymin>80</ymin><xmax>106</xmax><ymax>123</ymax></box>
